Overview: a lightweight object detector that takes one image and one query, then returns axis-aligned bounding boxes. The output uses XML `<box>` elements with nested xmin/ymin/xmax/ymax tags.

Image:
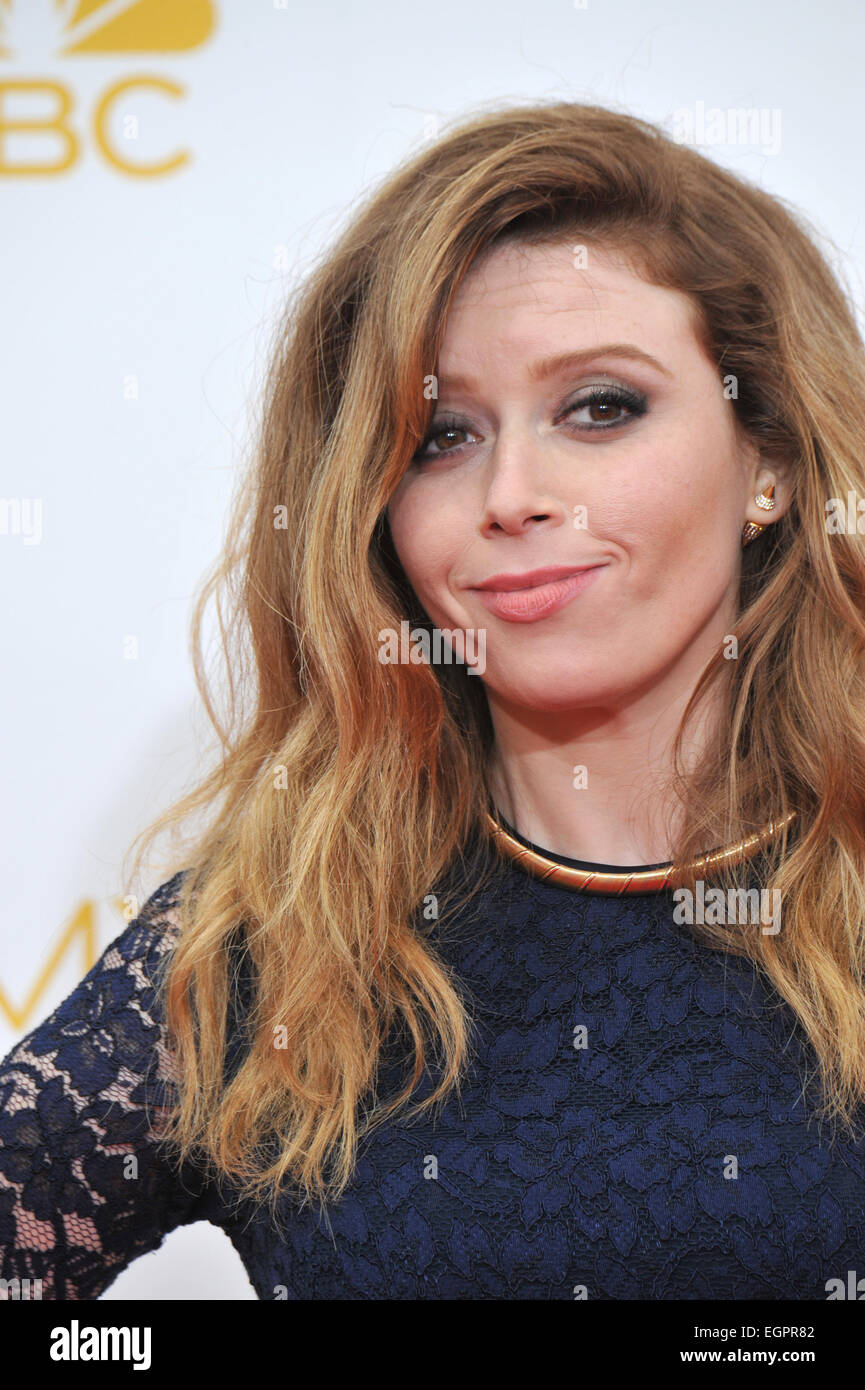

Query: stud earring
<box><xmin>742</xmin><ymin>484</ymin><xmax>776</xmax><ymax>546</ymax></box>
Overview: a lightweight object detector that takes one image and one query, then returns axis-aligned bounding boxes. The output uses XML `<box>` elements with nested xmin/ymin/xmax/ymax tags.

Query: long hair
<box><xmin>124</xmin><ymin>98</ymin><xmax>865</xmax><ymax>1216</ymax></box>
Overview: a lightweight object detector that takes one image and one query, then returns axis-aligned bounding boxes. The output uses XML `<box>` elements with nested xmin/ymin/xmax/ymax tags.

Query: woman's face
<box><xmin>386</xmin><ymin>238</ymin><xmax>765</xmax><ymax>714</ymax></box>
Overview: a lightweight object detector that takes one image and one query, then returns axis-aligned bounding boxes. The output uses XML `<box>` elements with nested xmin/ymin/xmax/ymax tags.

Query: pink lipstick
<box><xmin>471</xmin><ymin>563</ymin><xmax>607</xmax><ymax>623</ymax></box>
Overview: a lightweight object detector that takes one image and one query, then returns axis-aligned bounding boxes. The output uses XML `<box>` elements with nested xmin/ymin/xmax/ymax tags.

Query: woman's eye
<box><xmin>564</xmin><ymin>386</ymin><xmax>648</xmax><ymax>431</ymax></box>
<box><xmin>411</xmin><ymin>385</ymin><xmax>648</xmax><ymax>464</ymax></box>
<box><xmin>412</xmin><ymin>421</ymin><xmax>477</xmax><ymax>462</ymax></box>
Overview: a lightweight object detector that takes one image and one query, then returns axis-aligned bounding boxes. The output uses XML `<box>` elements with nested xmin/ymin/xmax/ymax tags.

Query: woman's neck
<box><xmin>485</xmin><ymin>670</ymin><xmax>727</xmax><ymax>868</ymax></box>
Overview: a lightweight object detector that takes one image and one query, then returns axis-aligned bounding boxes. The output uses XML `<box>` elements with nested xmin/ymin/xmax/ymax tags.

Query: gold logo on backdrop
<box><xmin>0</xmin><ymin>0</ymin><xmax>217</xmax><ymax>176</ymax></box>
<box><xmin>0</xmin><ymin>897</ymin><xmax>134</xmax><ymax>1033</ymax></box>
<box><xmin>0</xmin><ymin>0</ymin><xmax>216</xmax><ymax>58</ymax></box>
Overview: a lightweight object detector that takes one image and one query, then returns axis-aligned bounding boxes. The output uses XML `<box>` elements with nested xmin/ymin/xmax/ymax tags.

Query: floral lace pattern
<box><xmin>3</xmin><ymin>855</ymin><xmax>865</xmax><ymax>1300</ymax></box>
<box><xmin>0</xmin><ymin>874</ymin><xmax>207</xmax><ymax>1299</ymax></box>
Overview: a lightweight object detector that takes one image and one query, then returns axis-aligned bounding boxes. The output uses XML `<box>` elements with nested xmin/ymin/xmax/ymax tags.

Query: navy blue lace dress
<box><xmin>2</xmin><ymin>824</ymin><xmax>864</xmax><ymax>1300</ymax></box>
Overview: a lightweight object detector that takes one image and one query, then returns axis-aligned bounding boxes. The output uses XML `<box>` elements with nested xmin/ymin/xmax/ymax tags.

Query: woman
<box><xmin>2</xmin><ymin>99</ymin><xmax>865</xmax><ymax>1301</ymax></box>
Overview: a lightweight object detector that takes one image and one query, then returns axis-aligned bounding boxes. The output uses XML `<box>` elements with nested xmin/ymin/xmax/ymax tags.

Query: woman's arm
<box><xmin>0</xmin><ymin>874</ymin><xmax>210</xmax><ymax>1300</ymax></box>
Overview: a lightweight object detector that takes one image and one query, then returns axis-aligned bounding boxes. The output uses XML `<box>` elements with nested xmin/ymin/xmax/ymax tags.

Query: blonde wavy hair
<box><xmin>125</xmin><ymin>99</ymin><xmax>865</xmax><ymax>1217</ymax></box>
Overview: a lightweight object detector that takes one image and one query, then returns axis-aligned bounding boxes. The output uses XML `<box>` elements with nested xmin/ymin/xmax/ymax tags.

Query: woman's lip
<box><xmin>472</xmin><ymin>565</ymin><xmax>606</xmax><ymax>622</ymax></box>
<box><xmin>474</xmin><ymin>563</ymin><xmax>602</xmax><ymax>591</ymax></box>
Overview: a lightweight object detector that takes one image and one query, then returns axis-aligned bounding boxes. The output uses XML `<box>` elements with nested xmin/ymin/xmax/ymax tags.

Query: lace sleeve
<box><xmin>0</xmin><ymin>872</ymin><xmax>210</xmax><ymax>1300</ymax></box>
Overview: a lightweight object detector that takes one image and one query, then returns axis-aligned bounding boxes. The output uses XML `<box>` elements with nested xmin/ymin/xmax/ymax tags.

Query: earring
<box><xmin>741</xmin><ymin>484</ymin><xmax>776</xmax><ymax>546</ymax></box>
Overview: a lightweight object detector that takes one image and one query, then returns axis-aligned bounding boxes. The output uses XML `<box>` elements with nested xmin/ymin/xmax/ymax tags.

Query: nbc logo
<box><xmin>0</xmin><ymin>0</ymin><xmax>217</xmax><ymax>176</ymax></box>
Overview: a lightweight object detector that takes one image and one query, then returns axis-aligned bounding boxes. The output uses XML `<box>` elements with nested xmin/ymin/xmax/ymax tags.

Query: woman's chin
<box><xmin>481</xmin><ymin>676</ymin><xmax>612</xmax><ymax>712</ymax></box>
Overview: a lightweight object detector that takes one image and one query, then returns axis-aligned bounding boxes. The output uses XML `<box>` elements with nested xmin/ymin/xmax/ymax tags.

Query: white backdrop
<box><xmin>1</xmin><ymin>0</ymin><xmax>863</xmax><ymax>1300</ymax></box>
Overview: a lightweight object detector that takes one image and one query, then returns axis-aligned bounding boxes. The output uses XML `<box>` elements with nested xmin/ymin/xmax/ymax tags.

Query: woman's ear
<box><xmin>744</xmin><ymin>452</ymin><xmax>794</xmax><ymax>529</ymax></box>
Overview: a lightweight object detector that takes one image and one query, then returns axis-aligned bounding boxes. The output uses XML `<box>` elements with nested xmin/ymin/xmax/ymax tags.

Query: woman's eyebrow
<box><xmin>438</xmin><ymin>344</ymin><xmax>673</xmax><ymax>393</ymax></box>
<box><xmin>527</xmin><ymin>345</ymin><xmax>674</xmax><ymax>382</ymax></box>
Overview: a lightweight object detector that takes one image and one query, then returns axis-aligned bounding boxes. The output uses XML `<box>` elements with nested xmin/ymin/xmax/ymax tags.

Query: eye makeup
<box><xmin>411</xmin><ymin>380</ymin><xmax>649</xmax><ymax>464</ymax></box>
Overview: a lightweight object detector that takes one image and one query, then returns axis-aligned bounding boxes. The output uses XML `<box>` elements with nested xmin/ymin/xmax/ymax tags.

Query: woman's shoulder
<box><xmin>104</xmin><ymin>869</ymin><xmax>189</xmax><ymax>974</ymax></box>
<box><xmin>24</xmin><ymin>870</ymin><xmax>196</xmax><ymax>1059</ymax></box>
<box><xmin>117</xmin><ymin>869</ymin><xmax>190</xmax><ymax>959</ymax></box>
<box><xmin>0</xmin><ymin>870</ymin><xmax>193</xmax><ymax>1101</ymax></box>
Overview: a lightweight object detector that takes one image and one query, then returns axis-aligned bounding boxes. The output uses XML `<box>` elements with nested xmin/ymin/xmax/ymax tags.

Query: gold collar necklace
<box><xmin>486</xmin><ymin>809</ymin><xmax>797</xmax><ymax>896</ymax></box>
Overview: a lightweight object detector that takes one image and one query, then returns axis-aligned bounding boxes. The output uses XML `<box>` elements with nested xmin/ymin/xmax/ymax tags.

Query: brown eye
<box><xmin>565</xmin><ymin>384</ymin><xmax>648</xmax><ymax>432</ymax></box>
<box><xmin>430</xmin><ymin>426</ymin><xmax>470</xmax><ymax>451</ymax></box>
<box><xmin>412</xmin><ymin>417</ymin><xmax>479</xmax><ymax>463</ymax></box>
<box><xmin>587</xmin><ymin>400</ymin><xmax>625</xmax><ymax>423</ymax></box>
